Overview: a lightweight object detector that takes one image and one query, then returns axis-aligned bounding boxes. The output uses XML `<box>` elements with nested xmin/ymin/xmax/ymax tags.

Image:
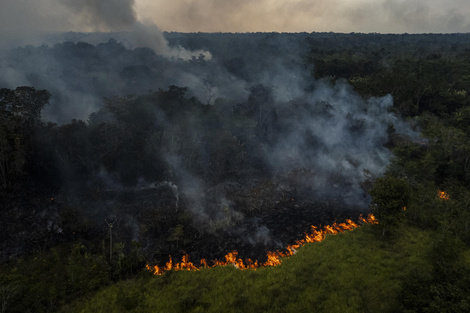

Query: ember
<box><xmin>146</xmin><ymin>214</ymin><xmax>376</xmax><ymax>276</ymax></box>
<box><xmin>437</xmin><ymin>190</ymin><xmax>450</xmax><ymax>200</ymax></box>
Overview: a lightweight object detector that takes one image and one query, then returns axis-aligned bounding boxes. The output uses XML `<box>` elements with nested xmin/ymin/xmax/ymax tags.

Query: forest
<box><xmin>1</xmin><ymin>31</ymin><xmax>470</xmax><ymax>312</ymax></box>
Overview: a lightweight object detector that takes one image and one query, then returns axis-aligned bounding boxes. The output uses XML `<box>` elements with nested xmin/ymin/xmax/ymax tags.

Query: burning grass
<box><xmin>146</xmin><ymin>214</ymin><xmax>378</xmax><ymax>276</ymax></box>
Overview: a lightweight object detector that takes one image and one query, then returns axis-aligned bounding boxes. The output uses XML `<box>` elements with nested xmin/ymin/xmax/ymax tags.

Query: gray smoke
<box><xmin>0</xmin><ymin>0</ymin><xmax>173</xmax><ymax>55</ymax></box>
<box><xmin>0</xmin><ymin>30</ymin><xmax>212</xmax><ymax>123</ymax></box>
<box><xmin>267</xmin><ymin>82</ymin><xmax>397</xmax><ymax>205</ymax></box>
<box><xmin>1</xmin><ymin>0</ymin><xmax>469</xmax><ymax>44</ymax></box>
<box><xmin>165</xmin><ymin>154</ymin><xmax>244</xmax><ymax>232</ymax></box>
<box><xmin>59</xmin><ymin>0</ymin><xmax>137</xmax><ymax>31</ymax></box>
<box><xmin>0</xmin><ymin>0</ymin><xmax>137</xmax><ymax>48</ymax></box>
<box><xmin>56</xmin><ymin>0</ymin><xmax>173</xmax><ymax>55</ymax></box>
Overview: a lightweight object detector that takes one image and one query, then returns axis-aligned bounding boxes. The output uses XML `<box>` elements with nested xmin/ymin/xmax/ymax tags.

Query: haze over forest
<box><xmin>2</xmin><ymin>1</ymin><xmax>470</xmax><ymax>312</ymax></box>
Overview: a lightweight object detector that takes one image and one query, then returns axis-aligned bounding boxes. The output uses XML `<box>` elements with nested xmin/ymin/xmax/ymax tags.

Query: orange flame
<box><xmin>437</xmin><ymin>190</ymin><xmax>450</xmax><ymax>200</ymax></box>
<box><xmin>146</xmin><ymin>214</ymin><xmax>376</xmax><ymax>276</ymax></box>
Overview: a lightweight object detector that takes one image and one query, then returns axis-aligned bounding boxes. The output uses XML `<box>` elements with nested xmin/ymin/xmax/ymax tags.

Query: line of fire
<box><xmin>147</xmin><ymin>189</ymin><xmax>451</xmax><ymax>276</ymax></box>
<box><xmin>146</xmin><ymin>214</ymin><xmax>378</xmax><ymax>276</ymax></box>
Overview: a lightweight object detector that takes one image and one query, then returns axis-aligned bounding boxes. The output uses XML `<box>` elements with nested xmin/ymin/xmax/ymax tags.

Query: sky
<box><xmin>0</xmin><ymin>0</ymin><xmax>469</xmax><ymax>46</ymax></box>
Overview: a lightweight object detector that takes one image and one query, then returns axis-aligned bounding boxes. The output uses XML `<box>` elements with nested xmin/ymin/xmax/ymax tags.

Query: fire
<box><xmin>437</xmin><ymin>190</ymin><xmax>450</xmax><ymax>200</ymax></box>
<box><xmin>146</xmin><ymin>214</ymin><xmax>377</xmax><ymax>276</ymax></box>
<box><xmin>359</xmin><ymin>214</ymin><xmax>378</xmax><ymax>224</ymax></box>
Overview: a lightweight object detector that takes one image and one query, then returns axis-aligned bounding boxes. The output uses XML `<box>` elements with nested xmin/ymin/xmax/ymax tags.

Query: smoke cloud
<box><xmin>2</xmin><ymin>0</ymin><xmax>469</xmax><ymax>43</ymax></box>
<box><xmin>0</xmin><ymin>0</ymin><xmax>212</xmax><ymax>123</ymax></box>
<box><xmin>136</xmin><ymin>0</ymin><xmax>470</xmax><ymax>33</ymax></box>
<box><xmin>59</xmin><ymin>0</ymin><xmax>137</xmax><ymax>31</ymax></box>
<box><xmin>0</xmin><ymin>0</ymin><xmax>166</xmax><ymax>50</ymax></box>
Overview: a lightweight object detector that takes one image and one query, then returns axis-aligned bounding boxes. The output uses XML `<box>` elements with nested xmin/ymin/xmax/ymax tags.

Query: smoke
<box><xmin>1</xmin><ymin>0</ymin><xmax>469</xmax><ymax>48</ymax></box>
<box><xmin>0</xmin><ymin>0</ymin><xmax>138</xmax><ymax>37</ymax></box>
<box><xmin>0</xmin><ymin>0</ymin><xmax>431</xmax><ymax>264</ymax></box>
<box><xmin>136</xmin><ymin>0</ymin><xmax>470</xmax><ymax>33</ymax></box>
<box><xmin>56</xmin><ymin>0</ymin><xmax>174</xmax><ymax>55</ymax></box>
<box><xmin>0</xmin><ymin>30</ymin><xmax>214</xmax><ymax>123</ymax></box>
<box><xmin>0</xmin><ymin>0</ymin><xmax>218</xmax><ymax>123</ymax></box>
<box><xmin>0</xmin><ymin>0</ymin><xmax>171</xmax><ymax>55</ymax></box>
<box><xmin>59</xmin><ymin>0</ymin><xmax>137</xmax><ymax>31</ymax></box>
<box><xmin>0</xmin><ymin>0</ymin><xmax>68</xmax><ymax>48</ymax></box>
<box><xmin>382</xmin><ymin>0</ymin><xmax>470</xmax><ymax>33</ymax></box>
<box><xmin>0</xmin><ymin>22</ymin><xmax>421</xmax><ymax>251</ymax></box>
<box><xmin>0</xmin><ymin>31</ymin><xmax>417</xmax><ymax>204</ymax></box>
<box><xmin>266</xmin><ymin>82</ymin><xmax>397</xmax><ymax>205</ymax></box>
<box><xmin>165</xmin><ymin>154</ymin><xmax>244</xmax><ymax>232</ymax></box>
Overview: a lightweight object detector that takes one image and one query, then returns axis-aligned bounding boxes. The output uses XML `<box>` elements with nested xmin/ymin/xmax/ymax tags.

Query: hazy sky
<box><xmin>135</xmin><ymin>0</ymin><xmax>470</xmax><ymax>33</ymax></box>
<box><xmin>0</xmin><ymin>0</ymin><xmax>469</xmax><ymax>45</ymax></box>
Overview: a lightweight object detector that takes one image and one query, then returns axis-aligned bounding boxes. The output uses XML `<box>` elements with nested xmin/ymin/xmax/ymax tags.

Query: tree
<box><xmin>369</xmin><ymin>176</ymin><xmax>411</xmax><ymax>236</ymax></box>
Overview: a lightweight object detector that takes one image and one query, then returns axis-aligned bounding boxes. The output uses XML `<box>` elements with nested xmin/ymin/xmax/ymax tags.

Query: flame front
<box><xmin>146</xmin><ymin>214</ymin><xmax>376</xmax><ymax>276</ymax></box>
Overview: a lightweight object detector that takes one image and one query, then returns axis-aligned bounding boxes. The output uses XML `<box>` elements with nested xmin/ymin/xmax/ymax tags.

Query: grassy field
<box><xmin>60</xmin><ymin>224</ymin><xmax>434</xmax><ymax>313</ymax></box>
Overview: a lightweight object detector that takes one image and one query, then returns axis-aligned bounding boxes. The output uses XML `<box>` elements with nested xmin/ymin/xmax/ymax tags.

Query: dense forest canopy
<box><xmin>1</xmin><ymin>32</ymin><xmax>470</xmax><ymax>312</ymax></box>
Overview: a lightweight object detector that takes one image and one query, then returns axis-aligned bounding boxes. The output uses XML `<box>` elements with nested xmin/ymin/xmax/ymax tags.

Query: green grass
<box><xmin>60</xmin><ymin>225</ymin><xmax>434</xmax><ymax>313</ymax></box>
